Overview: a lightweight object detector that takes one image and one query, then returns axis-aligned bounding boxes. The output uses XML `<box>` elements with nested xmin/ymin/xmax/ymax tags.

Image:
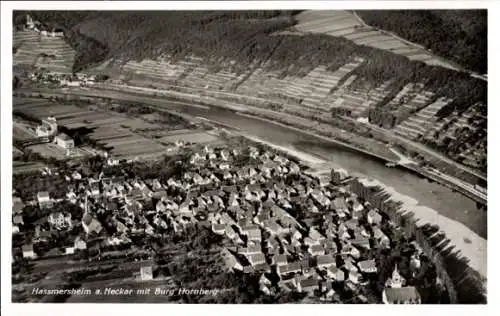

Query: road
<box><xmin>354</xmin><ymin>118</ymin><xmax>487</xmax><ymax>182</ymax></box>
<box><xmin>424</xmin><ymin>167</ymin><xmax>487</xmax><ymax>202</ymax></box>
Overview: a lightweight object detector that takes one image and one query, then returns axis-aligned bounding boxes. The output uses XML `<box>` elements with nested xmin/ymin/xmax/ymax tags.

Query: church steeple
<box><xmin>390</xmin><ymin>264</ymin><xmax>403</xmax><ymax>288</ymax></box>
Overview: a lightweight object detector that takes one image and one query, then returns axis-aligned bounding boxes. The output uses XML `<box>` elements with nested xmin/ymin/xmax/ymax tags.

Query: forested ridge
<box><xmin>356</xmin><ymin>10</ymin><xmax>487</xmax><ymax>74</ymax></box>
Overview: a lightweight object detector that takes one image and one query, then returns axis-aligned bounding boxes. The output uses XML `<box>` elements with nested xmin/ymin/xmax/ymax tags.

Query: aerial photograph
<box><xmin>9</xmin><ymin>8</ymin><xmax>487</xmax><ymax>305</ymax></box>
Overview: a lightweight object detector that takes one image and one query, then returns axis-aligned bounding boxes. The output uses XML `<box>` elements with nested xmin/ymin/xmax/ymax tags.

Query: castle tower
<box><xmin>26</xmin><ymin>14</ymin><xmax>34</xmax><ymax>29</ymax></box>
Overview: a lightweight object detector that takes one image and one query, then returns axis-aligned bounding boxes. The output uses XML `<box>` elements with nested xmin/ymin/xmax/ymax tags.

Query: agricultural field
<box><xmin>13</xmin><ymin>121</ymin><xmax>37</xmax><ymax>140</ymax></box>
<box><xmin>13</xmin><ymin>97</ymin><xmax>220</xmax><ymax>161</ymax></box>
<box><xmin>292</xmin><ymin>11</ymin><xmax>460</xmax><ymax>72</ymax></box>
<box><xmin>13</xmin><ymin>29</ymin><xmax>75</xmax><ymax>73</ymax></box>
<box><xmin>13</xmin><ymin>161</ymin><xmax>46</xmax><ymax>174</ymax></box>
<box><xmin>27</xmin><ymin>142</ymin><xmax>70</xmax><ymax>160</ymax></box>
<box><xmin>159</xmin><ymin>129</ymin><xmax>220</xmax><ymax>145</ymax></box>
<box><xmin>13</xmin><ymin>147</ymin><xmax>24</xmax><ymax>159</ymax></box>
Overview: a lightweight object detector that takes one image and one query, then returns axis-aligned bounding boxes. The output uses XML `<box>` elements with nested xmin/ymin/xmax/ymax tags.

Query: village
<box><xmin>26</xmin><ymin>71</ymin><xmax>104</xmax><ymax>88</ymax></box>
<box><xmin>7</xmin><ymin>7</ymin><xmax>489</xmax><ymax>308</ymax></box>
<box><xmin>12</xmin><ymin>137</ymin><xmax>428</xmax><ymax>304</ymax></box>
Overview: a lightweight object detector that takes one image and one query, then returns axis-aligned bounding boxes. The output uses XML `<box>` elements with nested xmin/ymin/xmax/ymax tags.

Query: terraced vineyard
<box><xmin>99</xmin><ymin>52</ymin><xmax>486</xmax><ymax>173</ymax></box>
<box><xmin>422</xmin><ymin>102</ymin><xmax>487</xmax><ymax>170</ymax></box>
<box><xmin>393</xmin><ymin>97</ymin><xmax>453</xmax><ymax>140</ymax></box>
<box><xmin>13</xmin><ymin>29</ymin><xmax>75</xmax><ymax>73</ymax></box>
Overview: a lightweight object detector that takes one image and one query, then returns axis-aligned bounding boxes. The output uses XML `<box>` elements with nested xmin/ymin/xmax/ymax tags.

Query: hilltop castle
<box><xmin>25</xmin><ymin>14</ymin><xmax>64</xmax><ymax>38</ymax></box>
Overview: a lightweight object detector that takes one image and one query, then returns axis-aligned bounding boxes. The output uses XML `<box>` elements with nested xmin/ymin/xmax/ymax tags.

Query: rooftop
<box><xmin>384</xmin><ymin>286</ymin><xmax>421</xmax><ymax>303</ymax></box>
<box><xmin>57</xmin><ymin>133</ymin><xmax>72</xmax><ymax>141</ymax></box>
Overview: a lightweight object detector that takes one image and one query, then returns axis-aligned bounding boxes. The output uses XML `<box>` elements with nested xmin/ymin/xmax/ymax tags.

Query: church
<box><xmin>382</xmin><ymin>265</ymin><xmax>422</xmax><ymax>304</ymax></box>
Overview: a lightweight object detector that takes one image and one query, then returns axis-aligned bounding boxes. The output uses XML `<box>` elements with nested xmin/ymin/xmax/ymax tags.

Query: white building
<box><xmin>22</xmin><ymin>244</ymin><xmax>36</xmax><ymax>259</ymax></box>
<box><xmin>67</xmin><ymin>81</ymin><xmax>81</xmax><ymax>87</ymax></box>
<box><xmin>37</xmin><ymin>191</ymin><xmax>51</xmax><ymax>204</ymax></box>
<box><xmin>36</xmin><ymin>125</ymin><xmax>50</xmax><ymax>137</ymax></box>
<box><xmin>140</xmin><ymin>266</ymin><xmax>153</xmax><ymax>281</ymax></box>
<box><xmin>26</xmin><ymin>14</ymin><xmax>34</xmax><ymax>29</ymax></box>
<box><xmin>55</xmin><ymin>133</ymin><xmax>74</xmax><ymax>149</ymax></box>
<box><xmin>36</xmin><ymin>116</ymin><xmax>58</xmax><ymax>137</ymax></box>
<box><xmin>50</xmin><ymin>29</ymin><xmax>64</xmax><ymax>37</ymax></box>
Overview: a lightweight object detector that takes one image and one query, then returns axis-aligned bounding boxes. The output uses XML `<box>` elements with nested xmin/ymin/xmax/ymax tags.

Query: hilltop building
<box><xmin>49</xmin><ymin>29</ymin><xmax>64</xmax><ymax>37</ymax></box>
<box><xmin>25</xmin><ymin>14</ymin><xmax>64</xmax><ymax>37</ymax></box>
<box><xmin>26</xmin><ymin>14</ymin><xmax>35</xmax><ymax>29</ymax></box>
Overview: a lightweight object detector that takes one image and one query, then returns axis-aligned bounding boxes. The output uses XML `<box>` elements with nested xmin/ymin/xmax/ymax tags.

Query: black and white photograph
<box><xmin>0</xmin><ymin>0</ymin><xmax>494</xmax><ymax>313</ymax></box>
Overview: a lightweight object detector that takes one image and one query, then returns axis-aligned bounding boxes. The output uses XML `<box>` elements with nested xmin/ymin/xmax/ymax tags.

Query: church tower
<box><xmin>390</xmin><ymin>264</ymin><xmax>403</xmax><ymax>288</ymax></box>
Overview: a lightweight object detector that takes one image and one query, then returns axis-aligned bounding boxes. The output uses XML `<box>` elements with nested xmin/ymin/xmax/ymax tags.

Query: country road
<box><xmin>346</xmin><ymin>117</ymin><xmax>487</xmax><ymax>182</ymax></box>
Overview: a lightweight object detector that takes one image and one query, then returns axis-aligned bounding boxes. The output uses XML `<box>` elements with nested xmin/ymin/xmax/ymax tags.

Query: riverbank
<box><xmin>236</xmin><ymin>112</ymin><xmax>398</xmax><ymax>162</ymax></box>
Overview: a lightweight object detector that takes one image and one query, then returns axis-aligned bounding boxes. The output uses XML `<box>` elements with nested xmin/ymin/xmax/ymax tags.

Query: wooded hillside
<box><xmin>356</xmin><ymin>10</ymin><xmax>487</xmax><ymax>74</ymax></box>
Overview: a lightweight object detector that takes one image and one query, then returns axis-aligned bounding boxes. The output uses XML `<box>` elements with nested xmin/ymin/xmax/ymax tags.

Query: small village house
<box><xmin>140</xmin><ymin>265</ymin><xmax>154</xmax><ymax>281</ymax></box>
<box><xmin>37</xmin><ymin>191</ymin><xmax>51</xmax><ymax>204</ymax></box>
<box><xmin>358</xmin><ymin>259</ymin><xmax>377</xmax><ymax>273</ymax></box>
<box><xmin>367</xmin><ymin>209</ymin><xmax>383</xmax><ymax>225</ymax></box>
<box><xmin>316</xmin><ymin>254</ymin><xmax>336</xmax><ymax>269</ymax></box>
<box><xmin>22</xmin><ymin>244</ymin><xmax>36</xmax><ymax>259</ymax></box>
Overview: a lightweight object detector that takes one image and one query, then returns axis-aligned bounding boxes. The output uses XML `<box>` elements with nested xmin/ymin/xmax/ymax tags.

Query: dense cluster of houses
<box><xmin>213</xmin><ymin>164</ymin><xmax>393</xmax><ymax>302</ymax></box>
<box><xmin>12</xmin><ymin>143</ymin><xmax>423</xmax><ymax>303</ymax></box>
<box><xmin>28</xmin><ymin>71</ymin><xmax>97</xmax><ymax>86</ymax></box>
